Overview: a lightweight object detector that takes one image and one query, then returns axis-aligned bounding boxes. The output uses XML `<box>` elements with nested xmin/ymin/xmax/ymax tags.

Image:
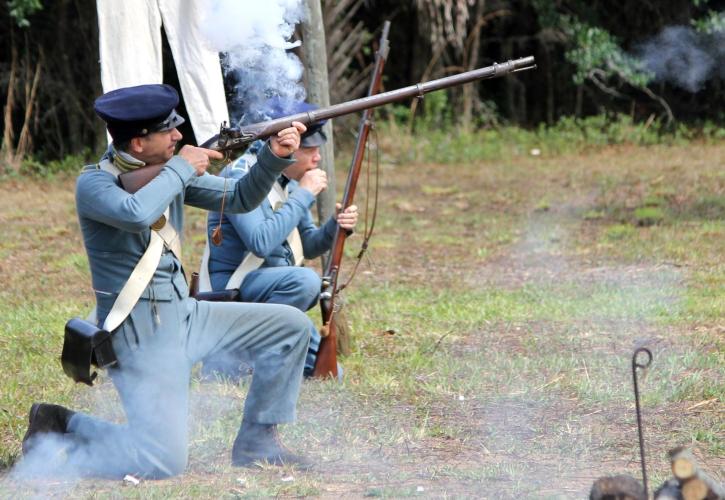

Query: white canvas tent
<box><xmin>96</xmin><ymin>0</ymin><xmax>228</xmax><ymax>144</ymax></box>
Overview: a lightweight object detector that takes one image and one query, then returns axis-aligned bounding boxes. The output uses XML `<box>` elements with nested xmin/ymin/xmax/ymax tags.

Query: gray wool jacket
<box><xmin>75</xmin><ymin>142</ymin><xmax>295</xmax><ymax>323</ymax></box>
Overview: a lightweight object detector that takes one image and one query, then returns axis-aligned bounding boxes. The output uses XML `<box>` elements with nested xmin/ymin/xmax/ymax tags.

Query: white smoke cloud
<box><xmin>200</xmin><ymin>0</ymin><xmax>307</xmax><ymax>124</ymax></box>
<box><xmin>635</xmin><ymin>25</ymin><xmax>725</xmax><ymax>93</ymax></box>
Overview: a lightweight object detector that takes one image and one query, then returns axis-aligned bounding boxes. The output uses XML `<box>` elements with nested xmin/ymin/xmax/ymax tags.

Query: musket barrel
<box><xmin>310</xmin><ymin>56</ymin><xmax>534</xmax><ymax>122</ymax></box>
<box><xmin>222</xmin><ymin>56</ymin><xmax>536</xmax><ymax>147</ymax></box>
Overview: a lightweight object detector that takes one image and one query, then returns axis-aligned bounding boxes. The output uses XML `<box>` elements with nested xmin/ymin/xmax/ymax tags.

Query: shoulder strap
<box><xmin>197</xmin><ymin>234</ymin><xmax>264</xmax><ymax>293</ymax></box>
<box><xmin>197</xmin><ymin>237</ymin><xmax>213</xmax><ymax>293</ymax></box>
<box><xmin>224</xmin><ymin>251</ymin><xmax>264</xmax><ymax>290</ymax></box>
<box><xmin>269</xmin><ymin>183</ymin><xmax>304</xmax><ymax>266</ymax></box>
<box><xmin>199</xmin><ymin>182</ymin><xmax>305</xmax><ymax>294</ymax></box>
<box><xmin>103</xmin><ymin>231</ymin><xmax>165</xmax><ymax>331</ymax></box>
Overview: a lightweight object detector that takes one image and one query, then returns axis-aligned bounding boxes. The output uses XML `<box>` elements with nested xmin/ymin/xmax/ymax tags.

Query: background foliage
<box><xmin>1</xmin><ymin>0</ymin><xmax>723</xmax><ymax>172</ymax></box>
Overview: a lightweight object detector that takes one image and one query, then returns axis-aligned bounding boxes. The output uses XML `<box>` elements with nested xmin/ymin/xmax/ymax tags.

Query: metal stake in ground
<box><xmin>632</xmin><ymin>347</ymin><xmax>653</xmax><ymax>498</ymax></box>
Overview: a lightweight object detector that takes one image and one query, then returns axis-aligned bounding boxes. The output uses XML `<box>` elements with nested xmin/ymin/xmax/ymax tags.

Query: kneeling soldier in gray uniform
<box><xmin>20</xmin><ymin>84</ymin><xmax>313</xmax><ymax>478</ymax></box>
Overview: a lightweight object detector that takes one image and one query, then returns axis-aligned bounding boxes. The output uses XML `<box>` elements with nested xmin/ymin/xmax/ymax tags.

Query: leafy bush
<box><xmin>377</xmin><ymin>111</ymin><xmax>721</xmax><ymax>164</ymax></box>
<box><xmin>16</xmin><ymin>151</ymin><xmax>94</xmax><ymax>178</ymax></box>
<box><xmin>633</xmin><ymin>206</ymin><xmax>666</xmax><ymax>226</ymax></box>
<box><xmin>604</xmin><ymin>224</ymin><xmax>636</xmax><ymax>241</ymax></box>
<box><xmin>8</xmin><ymin>0</ymin><xmax>43</xmax><ymax>27</ymax></box>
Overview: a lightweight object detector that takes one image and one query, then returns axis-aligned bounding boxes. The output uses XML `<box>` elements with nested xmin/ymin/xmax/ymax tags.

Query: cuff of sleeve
<box><xmin>324</xmin><ymin>216</ymin><xmax>339</xmax><ymax>238</ymax></box>
<box><xmin>165</xmin><ymin>156</ymin><xmax>197</xmax><ymax>187</ymax></box>
<box><xmin>258</xmin><ymin>141</ymin><xmax>297</xmax><ymax>174</ymax></box>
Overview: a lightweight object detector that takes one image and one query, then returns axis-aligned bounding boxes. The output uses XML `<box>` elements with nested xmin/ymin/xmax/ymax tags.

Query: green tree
<box><xmin>7</xmin><ymin>0</ymin><xmax>43</xmax><ymax>27</ymax></box>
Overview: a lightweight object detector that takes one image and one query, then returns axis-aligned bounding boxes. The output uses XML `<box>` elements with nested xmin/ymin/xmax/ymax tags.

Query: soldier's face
<box><xmin>284</xmin><ymin>146</ymin><xmax>321</xmax><ymax>181</ymax></box>
<box><xmin>133</xmin><ymin>128</ymin><xmax>183</xmax><ymax>164</ymax></box>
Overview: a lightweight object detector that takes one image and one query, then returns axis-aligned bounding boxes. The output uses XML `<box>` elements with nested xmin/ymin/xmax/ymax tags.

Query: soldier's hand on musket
<box><xmin>335</xmin><ymin>203</ymin><xmax>358</xmax><ymax>231</ymax></box>
<box><xmin>299</xmin><ymin>168</ymin><xmax>327</xmax><ymax>196</ymax></box>
<box><xmin>178</xmin><ymin>145</ymin><xmax>224</xmax><ymax>176</ymax></box>
<box><xmin>270</xmin><ymin>121</ymin><xmax>306</xmax><ymax>157</ymax></box>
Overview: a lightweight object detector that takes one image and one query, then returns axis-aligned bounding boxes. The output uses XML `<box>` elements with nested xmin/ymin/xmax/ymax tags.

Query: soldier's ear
<box><xmin>128</xmin><ymin>137</ymin><xmax>145</xmax><ymax>154</ymax></box>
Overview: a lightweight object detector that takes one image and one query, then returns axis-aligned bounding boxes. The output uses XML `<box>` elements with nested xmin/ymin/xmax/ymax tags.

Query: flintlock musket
<box><xmin>119</xmin><ymin>55</ymin><xmax>536</xmax><ymax>192</ymax></box>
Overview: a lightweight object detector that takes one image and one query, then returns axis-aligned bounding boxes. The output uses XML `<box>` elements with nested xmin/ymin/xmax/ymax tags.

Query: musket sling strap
<box><xmin>197</xmin><ymin>180</ymin><xmax>304</xmax><ymax>292</ymax></box>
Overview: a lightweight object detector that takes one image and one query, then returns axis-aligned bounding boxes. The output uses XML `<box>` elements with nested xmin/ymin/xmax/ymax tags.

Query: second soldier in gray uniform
<box><xmin>202</xmin><ymin>100</ymin><xmax>357</xmax><ymax>379</ymax></box>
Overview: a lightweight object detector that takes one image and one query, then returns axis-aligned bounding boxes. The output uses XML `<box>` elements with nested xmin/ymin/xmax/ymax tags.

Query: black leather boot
<box><xmin>231</xmin><ymin>420</ymin><xmax>311</xmax><ymax>469</ymax></box>
<box><xmin>22</xmin><ymin>403</ymin><xmax>76</xmax><ymax>455</ymax></box>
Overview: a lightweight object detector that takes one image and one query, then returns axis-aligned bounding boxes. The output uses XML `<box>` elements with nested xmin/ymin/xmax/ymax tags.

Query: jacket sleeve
<box><xmin>227</xmin><ymin>185</ymin><xmax>314</xmax><ymax>258</ymax></box>
<box><xmin>299</xmin><ymin>211</ymin><xmax>337</xmax><ymax>259</ymax></box>
<box><xmin>75</xmin><ymin>156</ymin><xmax>196</xmax><ymax>232</ymax></box>
<box><xmin>184</xmin><ymin>142</ymin><xmax>295</xmax><ymax>213</ymax></box>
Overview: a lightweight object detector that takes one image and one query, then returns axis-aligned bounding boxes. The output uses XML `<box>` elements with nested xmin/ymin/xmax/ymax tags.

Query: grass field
<box><xmin>0</xmin><ymin>139</ymin><xmax>722</xmax><ymax>498</ymax></box>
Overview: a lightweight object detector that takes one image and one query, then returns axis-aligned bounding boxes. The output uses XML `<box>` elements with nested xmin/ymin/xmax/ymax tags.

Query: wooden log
<box><xmin>669</xmin><ymin>447</ymin><xmax>698</xmax><ymax>480</ymax></box>
<box><xmin>668</xmin><ymin>447</ymin><xmax>725</xmax><ymax>500</ymax></box>
<box><xmin>684</xmin><ymin>474</ymin><xmax>725</xmax><ymax>500</ymax></box>
<box><xmin>682</xmin><ymin>478</ymin><xmax>709</xmax><ymax>500</ymax></box>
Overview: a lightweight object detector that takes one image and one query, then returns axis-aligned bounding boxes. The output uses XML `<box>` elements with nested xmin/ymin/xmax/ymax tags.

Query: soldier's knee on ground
<box><xmin>275</xmin><ymin>305</ymin><xmax>314</xmax><ymax>350</ymax></box>
<box><xmin>290</xmin><ymin>306</ymin><xmax>315</xmax><ymax>341</ymax></box>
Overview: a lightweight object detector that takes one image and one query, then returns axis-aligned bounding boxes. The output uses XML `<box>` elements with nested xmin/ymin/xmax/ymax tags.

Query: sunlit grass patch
<box><xmin>603</xmin><ymin>223</ymin><xmax>635</xmax><ymax>241</ymax></box>
<box><xmin>349</xmin><ymin>277</ymin><xmax>686</xmax><ymax>335</ymax></box>
<box><xmin>49</xmin><ymin>252</ymin><xmax>89</xmax><ymax>274</ymax></box>
<box><xmin>676</xmin><ymin>270</ymin><xmax>725</xmax><ymax>322</ymax></box>
<box><xmin>633</xmin><ymin>206</ymin><xmax>665</xmax><ymax>226</ymax></box>
<box><xmin>690</xmin><ymin>428</ymin><xmax>724</xmax><ymax>457</ymax></box>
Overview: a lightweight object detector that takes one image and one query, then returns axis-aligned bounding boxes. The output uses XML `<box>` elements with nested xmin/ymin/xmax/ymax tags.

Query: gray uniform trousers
<box><xmin>240</xmin><ymin>266</ymin><xmax>322</xmax><ymax>373</ymax></box>
<box><xmin>64</xmin><ymin>295</ymin><xmax>312</xmax><ymax>479</ymax></box>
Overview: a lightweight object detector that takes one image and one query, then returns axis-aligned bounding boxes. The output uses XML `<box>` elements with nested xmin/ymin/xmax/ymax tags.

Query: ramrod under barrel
<box><xmin>211</xmin><ymin>55</ymin><xmax>536</xmax><ymax>151</ymax></box>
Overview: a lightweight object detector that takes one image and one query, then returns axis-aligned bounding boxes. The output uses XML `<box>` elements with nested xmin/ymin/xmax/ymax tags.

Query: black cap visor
<box><xmin>146</xmin><ymin>109</ymin><xmax>186</xmax><ymax>134</ymax></box>
<box><xmin>300</xmin><ymin>128</ymin><xmax>327</xmax><ymax>148</ymax></box>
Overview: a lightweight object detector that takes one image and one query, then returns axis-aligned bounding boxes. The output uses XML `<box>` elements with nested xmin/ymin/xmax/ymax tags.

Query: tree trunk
<box><xmin>502</xmin><ymin>39</ymin><xmax>516</xmax><ymax>122</ymax></box>
<box><xmin>2</xmin><ymin>31</ymin><xmax>18</xmax><ymax>170</ymax></box>
<box><xmin>461</xmin><ymin>0</ymin><xmax>485</xmax><ymax>128</ymax></box>
<box><xmin>13</xmin><ymin>55</ymin><xmax>41</xmax><ymax>164</ymax></box>
<box><xmin>545</xmin><ymin>46</ymin><xmax>554</xmax><ymax>125</ymax></box>
<box><xmin>302</xmin><ymin>0</ymin><xmax>336</xmax><ymax>258</ymax></box>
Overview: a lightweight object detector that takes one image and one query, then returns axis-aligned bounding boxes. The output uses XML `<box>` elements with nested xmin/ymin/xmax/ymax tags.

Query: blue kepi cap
<box><xmin>94</xmin><ymin>84</ymin><xmax>186</xmax><ymax>143</ymax></box>
<box><xmin>264</xmin><ymin>97</ymin><xmax>327</xmax><ymax>148</ymax></box>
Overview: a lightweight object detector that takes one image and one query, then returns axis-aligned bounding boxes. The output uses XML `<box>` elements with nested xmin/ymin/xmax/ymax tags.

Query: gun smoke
<box><xmin>635</xmin><ymin>23</ymin><xmax>725</xmax><ymax>92</ymax></box>
<box><xmin>200</xmin><ymin>0</ymin><xmax>307</xmax><ymax>125</ymax></box>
